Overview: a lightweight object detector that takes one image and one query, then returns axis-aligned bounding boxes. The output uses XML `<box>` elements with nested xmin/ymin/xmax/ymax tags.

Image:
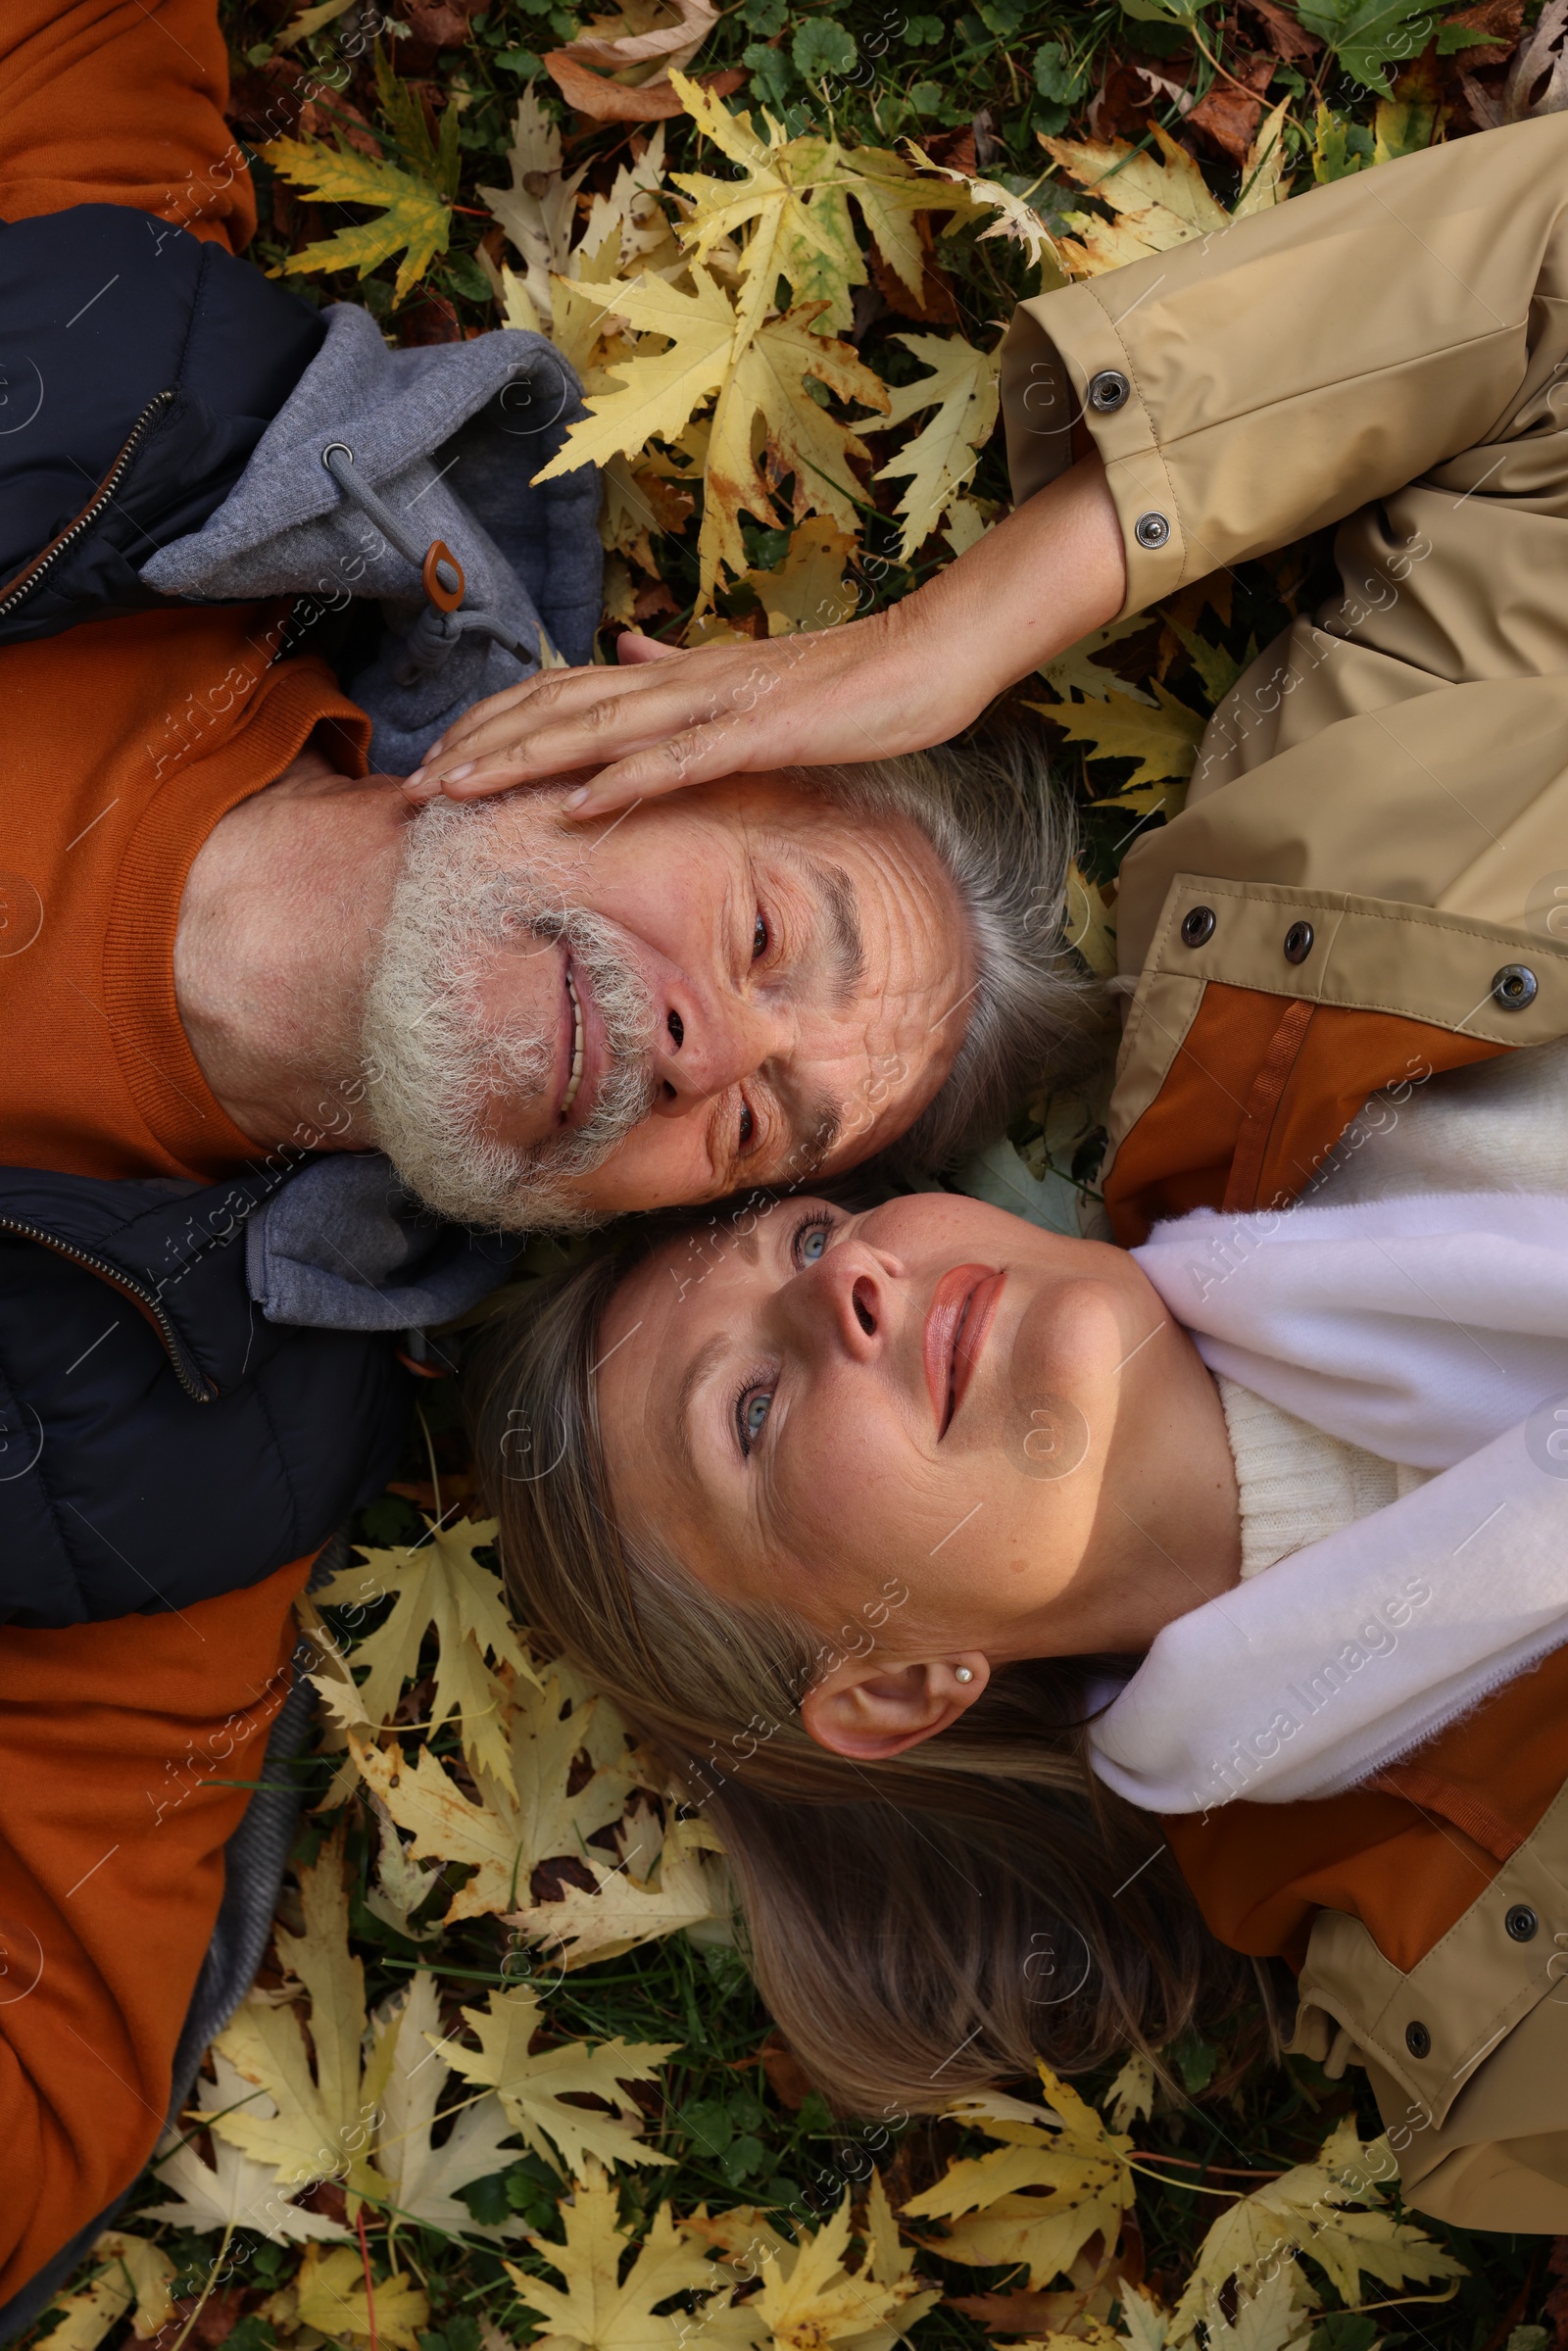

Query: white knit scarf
<box><xmin>1087</xmin><ymin>1191</ymin><xmax>1568</xmax><ymax>1813</ymax></box>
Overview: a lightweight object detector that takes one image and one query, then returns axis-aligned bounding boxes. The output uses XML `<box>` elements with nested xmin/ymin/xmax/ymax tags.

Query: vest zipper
<box><xmin>0</xmin><ymin>386</ymin><xmax>177</xmax><ymax>627</ymax></box>
<box><xmin>0</xmin><ymin>1214</ymin><xmax>213</xmax><ymax>1402</ymax></box>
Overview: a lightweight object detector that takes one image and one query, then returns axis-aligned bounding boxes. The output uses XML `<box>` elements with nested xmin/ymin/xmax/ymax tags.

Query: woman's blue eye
<box><xmin>799</xmin><ymin>1225</ymin><xmax>828</xmax><ymax>1263</ymax></box>
<box><xmin>742</xmin><ymin>1389</ymin><xmax>772</xmax><ymax>1445</ymax></box>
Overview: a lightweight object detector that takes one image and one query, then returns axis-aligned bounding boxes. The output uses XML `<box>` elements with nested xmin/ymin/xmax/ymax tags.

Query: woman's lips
<box><xmin>923</xmin><ymin>1264</ymin><xmax>1005</xmax><ymax>1437</ymax></box>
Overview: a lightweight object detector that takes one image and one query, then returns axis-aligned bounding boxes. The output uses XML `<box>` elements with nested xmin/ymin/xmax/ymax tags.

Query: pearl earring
<box><xmin>954</xmin><ymin>1666</ymin><xmax>974</xmax><ymax>1685</ymax></box>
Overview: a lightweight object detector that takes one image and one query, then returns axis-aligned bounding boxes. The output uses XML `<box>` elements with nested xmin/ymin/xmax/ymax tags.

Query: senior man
<box><xmin>0</xmin><ymin>0</ymin><xmax>1102</xmax><ymax>2315</ymax></box>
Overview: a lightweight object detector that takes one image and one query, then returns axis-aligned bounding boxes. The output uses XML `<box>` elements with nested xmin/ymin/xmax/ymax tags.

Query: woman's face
<box><xmin>596</xmin><ymin>1192</ymin><xmax>1241</xmax><ymax>1668</ymax></box>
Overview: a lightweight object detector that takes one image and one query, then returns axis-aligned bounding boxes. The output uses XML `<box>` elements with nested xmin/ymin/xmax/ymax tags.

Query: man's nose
<box><xmin>647</xmin><ymin>984</ymin><xmax>792</xmax><ymax>1114</ymax></box>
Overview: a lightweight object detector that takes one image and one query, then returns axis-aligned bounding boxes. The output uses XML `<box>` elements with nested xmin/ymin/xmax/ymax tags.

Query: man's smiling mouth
<box><xmin>562</xmin><ymin>964</ymin><xmax>585</xmax><ymax>1119</ymax></box>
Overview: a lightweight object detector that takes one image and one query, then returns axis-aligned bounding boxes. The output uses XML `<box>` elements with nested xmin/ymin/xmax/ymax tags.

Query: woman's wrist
<box><xmin>900</xmin><ymin>453</ymin><xmax>1128</xmax><ymax>712</ymax></box>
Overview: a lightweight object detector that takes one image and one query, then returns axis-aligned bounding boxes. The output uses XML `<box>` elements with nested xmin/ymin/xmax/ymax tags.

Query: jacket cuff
<box><xmin>1001</xmin><ymin>277</ymin><xmax>1187</xmax><ymax>616</ymax></box>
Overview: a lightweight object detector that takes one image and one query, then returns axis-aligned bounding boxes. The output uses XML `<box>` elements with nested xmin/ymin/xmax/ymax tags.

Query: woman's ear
<box><xmin>800</xmin><ymin>1654</ymin><xmax>990</xmax><ymax>1760</ymax></box>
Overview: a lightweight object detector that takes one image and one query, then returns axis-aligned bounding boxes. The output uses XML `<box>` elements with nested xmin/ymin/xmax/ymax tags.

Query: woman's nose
<box><xmin>774</xmin><ymin>1243</ymin><xmax>891</xmax><ymax>1360</ymax></box>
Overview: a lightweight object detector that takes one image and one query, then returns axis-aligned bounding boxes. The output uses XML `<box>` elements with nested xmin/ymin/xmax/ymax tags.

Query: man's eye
<box><xmin>752</xmin><ymin>913</ymin><xmax>768</xmax><ymax>961</ymax></box>
<box><xmin>738</xmin><ymin>1102</ymin><xmax>756</xmax><ymax>1151</ymax></box>
<box><xmin>739</xmin><ymin>1386</ymin><xmax>772</xmax><ymax>1451</ymax></box>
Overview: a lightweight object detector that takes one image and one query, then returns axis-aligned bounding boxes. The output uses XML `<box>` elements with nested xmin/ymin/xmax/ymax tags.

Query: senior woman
<box><xmin>476</xmin><ymin>1091</ymin><xmax>1568</xmax><ymax>2238</ymax></box>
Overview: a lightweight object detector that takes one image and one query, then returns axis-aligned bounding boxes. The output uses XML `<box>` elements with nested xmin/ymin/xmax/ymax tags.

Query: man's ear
<box><xmin>800</xmin><ymin>1654</ymin><xmax>990</xmax><ymax>1761</ymax></box>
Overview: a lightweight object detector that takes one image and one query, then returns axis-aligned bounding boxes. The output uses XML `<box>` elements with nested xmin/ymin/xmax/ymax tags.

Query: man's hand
<box><xmin>404</xmin><ymin>451</ymin><xmax>1128</xmax><ymax>816</ymax></box>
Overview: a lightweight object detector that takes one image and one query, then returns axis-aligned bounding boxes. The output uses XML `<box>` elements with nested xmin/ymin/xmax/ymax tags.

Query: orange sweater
<box><xmin>0</xmin><ymin>0</ymin><xmax>372</xmax><ymax>2296</ymax></box>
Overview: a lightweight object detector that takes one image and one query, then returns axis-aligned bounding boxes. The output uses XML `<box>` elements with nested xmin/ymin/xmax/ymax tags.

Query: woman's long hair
<box><xmin>472</xmin><ymin>1233</ymin><xmax>1268</xmax><ymax>2116</ymax></box>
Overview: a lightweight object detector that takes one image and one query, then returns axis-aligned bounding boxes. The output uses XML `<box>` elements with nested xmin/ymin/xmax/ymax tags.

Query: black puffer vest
<box><xmin>0</xmin><ymin>1168</ymin><xmax>411</xmax><ymax>1625</ymax></box>
<box><xmin>0</xmin><ymin>204</ymin><xmax>323</xmax><ymax>644</ymax></box>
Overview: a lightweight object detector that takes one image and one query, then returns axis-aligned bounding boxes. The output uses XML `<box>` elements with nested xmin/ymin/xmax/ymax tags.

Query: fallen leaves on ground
<box><xmin>207</xmin><ymin>1832</ymin><xmax>526</xmax><ymax>2231</ymax></box>
<box><xmin>433</xmin><ymin>1984</ymin><xmax>678</xmax><ymax>2173</ymax></box>
<box><xmin>1026</xmin><ymin>682</ymin><xmax>1205</xmax><ymax>798</ymax></box>
<box><xmin>901</xmin><ymin>2066</ymin><xmax>1136</xmax><ymax>2290</ymax></box>
<box><xmin>506</xmin><ymin>2161</ymin><xmax>750</xmax><ymax>2351</ymax></box>
<box><xmin>259</xmin><ymin>138</ymin><xmax>454</xmax><ymax>306</ymax></box>
<box><xmin>143</xmin><ymin>2052</ymin><xmax>351</xmax><ymax>2241</ymax></box>
<box><xmin>868</xmin><ymin>331</ymin><xmax>1001</xmax><ymax>560</ymax></box>
<box><xmin>38</xmin><ymin>2234</ymin><xmax>176</xmax><ymax>2351</ymax></box>
<box><xmin>510</xmin><ymin>1809</ymin><xmax>733</xmax><ymax>1968</ymax></box>
<box><xmin>310</xmin><ymin>1514</ymin><xmax>536</xmax><ymax>1795</ymax></box>
<box><xmin>347</xmin><ymin>1660</ymin><xmax>638</xmax><ymax>1925</ymax></box>
<box><xmin>1166</xmin><ymin>2118</ymin><xmax>1464</xmax><ymax>2343</ymax></box>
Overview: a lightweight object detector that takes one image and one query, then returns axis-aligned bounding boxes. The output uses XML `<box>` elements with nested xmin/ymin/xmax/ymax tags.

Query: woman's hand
<box><xmin>405</xmin><ymin>451</ymin><xmax>1127</xmax><ymax>817</ymax></box>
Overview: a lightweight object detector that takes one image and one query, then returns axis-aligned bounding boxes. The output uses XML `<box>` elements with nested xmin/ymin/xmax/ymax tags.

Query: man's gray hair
<box><xmin>798</xmin><ymin>721</ymin><xmax>1102</xmax><ymax>1174</ymax></box>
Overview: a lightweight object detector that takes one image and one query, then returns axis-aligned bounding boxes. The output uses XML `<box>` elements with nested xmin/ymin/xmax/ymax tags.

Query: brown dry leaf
<box><xmin>547</xmin><ymin>52</ymin><xmax>748</xmax><ymax>121</ymax></box>
<box><xmin>433</xmin><ymin>1986</ymin><xmax>678</xmax><ymax>2173</ymax></box>
<box><xmin>349</xmin><ymin>1663</ymin><xmax>637</xmax><ymax>1925</ymax></box>
<box><xmin>1186</xmin><ymin>56</ymin><xmax>1277</xmax><ymax>165</ymax></box>
<box><xmin>902</xmin><ymin>2068</ymin><xmax>1135</xmax><ymax>2291</ymax></box>
<box><xmin>565</xmin><ymin>0</ymin><xmax>718</xmax><ymax>77</ymax></box>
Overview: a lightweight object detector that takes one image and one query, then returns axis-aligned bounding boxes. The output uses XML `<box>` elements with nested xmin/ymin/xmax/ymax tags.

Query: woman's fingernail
<box><xmin>406</xmin><ymin>766</ymin><xmax>426</xmax><ymax>786</ymax></box>
<box><xmin>445</xmin><ymin>761</ymin><xmax>475</xmax><ymax>783</ymax></box>
<box><xmin>565</xmin><ymin>786</ymin><xmax>592</xmax><ymax>811</ymax></box>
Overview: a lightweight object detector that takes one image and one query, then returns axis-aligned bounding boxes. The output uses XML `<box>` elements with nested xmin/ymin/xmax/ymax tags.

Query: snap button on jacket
<box><xmin>999</xmin><ymin>114</ymin><xmax>1568</xmax><ymax>2228</ymax></box>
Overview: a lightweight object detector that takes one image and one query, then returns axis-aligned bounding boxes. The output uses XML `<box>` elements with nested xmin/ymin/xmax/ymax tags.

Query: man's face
<box><xmin>360</xmin><ymin>775</ymin><xmax>973</xmax><ymax>1228</ymax></box>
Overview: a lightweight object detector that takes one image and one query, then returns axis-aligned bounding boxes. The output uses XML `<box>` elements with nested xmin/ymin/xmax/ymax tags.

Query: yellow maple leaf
<box><xmin>292</xmin><ymin>2244</ymin><xmax>429</xmax><ymax>2349</ymax></box>
<box><xmin>902</xmin><ymin>2067</ymin><xmax>1135</xmax><ymax>2291</ymax></box>
<box><xmin>432</xmin><ymin>1985</ymin><xmax>677</xmax><ymax>2173</ymax></box>
<box><xmin>145</xmin><ymin>2052</ymin><xmax>352</xmax><ymax>2241</ymax></box>
<box><xmin>1169</xmin><ymin>2119</ymin><xmax>1463</xmax><ymax>2344</ymax></box>
<box><xmin>534</xmin><ymin>267</ymin><xmax>888</xmax><ymax>606</ymax></box>
<box><xmin>1103</xmin><ymin>2051</ymin><xmax>1156</xmax><ymax>2133</ymax></box>
<box><xmin>512</xmin><ymin>1808</ymin><xmax>731</xmax><ymax>1969</ymax></box>
<box><xmin>1036</xmin><ymin>616</ymin><xmax>1156</xmax><ymax>706</ymax></box>
<box><xmin>670</xmin><ymin>79</ymin><xmax>867</xmax><ymax>343</ymax></box>
<box><xmin>1236</xmin><ymin>97</ymin><xmax>1294</xmax><ymax>219</ymax></box>
<box><xmin>348</xmin><ymin>1661</ymin><xmax>637</xmax><ymax>1924</ymax></box>
<box><xmin>867</xmin><ymin>330</ymin><xmax>1000</xmax><ymax>561</ymax></box>
<box><xmin>747</xmin><ymin>515</ymin><xmax>859</xmax><ymax>633</ymax></box>
<box><xmin>507</xmin><ymin>2161</ymin><xmax>747</xmax><ymax>2351</ymax></box>
<box><xmin>260</xmin><ymin>137</ymin><xmax>452</xmax><ymax>306</ymax></box>
<box><xmin>311</xmin><ymin>1514</ymin><xmax>536</xmax><ymax>1795</ymax></box>
<box><xmin>1026</xmin><ymin>682</ymin><xmax>1204</xmax><ymax>796</ymax></box>
<box><xmin>1040</xmin><ymin>127</ymin><xmax>1228</xmax><ymax>275</ymax></box>
<box><xmin>39</xmin><ymin>2234</ymin><xmax>176</xmax><ymax>2351</ymax></box>
<box><xmin>759</xmin><ymin>2180</ymin><xmax>939</xmax><ymax>2351</ymax></box>
<box><xmin>366</xmin><ymin>1971</ymin><xmax>530</xmax><ymax>2238</ymax></box>
<box><xmin>211</xmin><ymin>1829</ymin><xmax>394</xmax><ymax>2208</ymax></box>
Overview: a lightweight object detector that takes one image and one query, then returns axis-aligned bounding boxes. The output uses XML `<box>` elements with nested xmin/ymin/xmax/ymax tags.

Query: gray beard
<box><xmin>359</xmin><ymin>797</ymin><xmax>657</xmax><ymax>1231</ymax></box>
